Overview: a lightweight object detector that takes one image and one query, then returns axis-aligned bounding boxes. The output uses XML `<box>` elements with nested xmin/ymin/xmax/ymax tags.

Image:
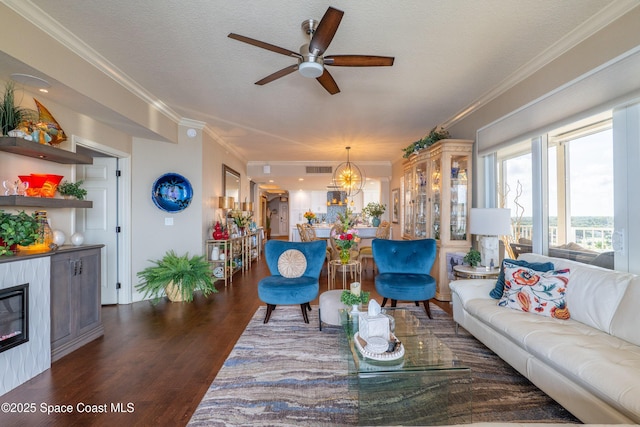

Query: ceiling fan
<box><xmin>228</xmin><ymin>6</ymin><xmax>394</xmax><ymax>95</ymax></box>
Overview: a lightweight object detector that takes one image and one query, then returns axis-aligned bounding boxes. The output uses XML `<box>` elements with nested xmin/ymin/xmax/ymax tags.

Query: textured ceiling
<box><xmin>1</xmin><ymin>0</ymin><xmax>628</xmax><ymax>190</ymax></box>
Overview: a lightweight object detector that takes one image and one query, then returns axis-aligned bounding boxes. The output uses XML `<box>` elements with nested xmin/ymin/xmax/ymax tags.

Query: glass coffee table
<box><xmin>340</xmin><ymin>308</ymin><xmax>472</xmax><ymax>426</ymax></box>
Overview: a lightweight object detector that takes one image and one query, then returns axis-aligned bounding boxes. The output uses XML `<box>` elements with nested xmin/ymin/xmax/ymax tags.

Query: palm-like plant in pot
<box><xmin>0</xmin><ymin>82</ymin><xmax>28</xmax><ymax>136</ymax></box>
<box><xmin>136</xmin><ymin>250</ymin><xmax>218</xmax><ymax>303</ymax></box>
<box><xmin>0</xmin><ymin>210</ymin><xmax>40</xmax><ymax>256</ymax></box>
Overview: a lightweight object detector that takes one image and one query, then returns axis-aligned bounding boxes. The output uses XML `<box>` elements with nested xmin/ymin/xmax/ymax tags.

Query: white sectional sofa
<box><xmin>449</xmin><ymin>253</ymin><xmax>640</xmax><ymax>425</ymax></box>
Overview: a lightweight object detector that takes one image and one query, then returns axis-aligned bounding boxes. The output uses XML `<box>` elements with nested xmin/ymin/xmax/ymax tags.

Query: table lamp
<box><xmin>218</xmin><ymin>196</ymin><xmax>234</xmax><ymax>218</ymax></box>
<box><xmin>469</xmin><ymin>208</ymin><xmax>511</xmax><ymax>268</ymax></box>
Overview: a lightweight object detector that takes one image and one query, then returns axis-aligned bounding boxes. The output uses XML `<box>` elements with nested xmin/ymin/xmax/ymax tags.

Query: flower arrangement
<box><xmin>303</xmin><ymin>210</ymin><xmax>316</xmax><ymax>221</ymax></box>
<box><xmin>332</xmin><ymin>225</ymin><xmax>360</xmax><ymax>251</ymax></box>
<box><xmin>336</xmin><ymin>207</ymin><xmax>356</xmax><ymax>228</ymax></box>
<box><xmin>230</xmin><ymin>210</ymin><xmax>252</xmax><ymax>228</ymax></box>
<box><xmin>362</xmin><ymin>202</ymin><xmax>386</xmax><ymax>218</ymax></box>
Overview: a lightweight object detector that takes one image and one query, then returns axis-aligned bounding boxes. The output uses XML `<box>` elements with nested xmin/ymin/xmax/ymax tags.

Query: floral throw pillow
<box><xmin>489</xmin><ymin>258</ymin><xmax>555</xmax><ymax>299</ymax></box>
<box><xmin>498</xmin><ymin>261</ymin><xmax>571</xmax><ymax>320</ymax></box>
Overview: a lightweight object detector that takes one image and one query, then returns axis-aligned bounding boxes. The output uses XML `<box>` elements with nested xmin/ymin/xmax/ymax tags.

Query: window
<box><xmin>547</xmin><ymin>118</ymin><xmax>614</xmax><ymax>267</ymax></box>
<box><xmin>494</xmin><ymin>113</ymin><xmax>614</xmax><ymax>269</ymax></box>
<box><xmin>497</xmin><ymin>142</ymin><xmax>533</xmax><ymax>258</ymax></box>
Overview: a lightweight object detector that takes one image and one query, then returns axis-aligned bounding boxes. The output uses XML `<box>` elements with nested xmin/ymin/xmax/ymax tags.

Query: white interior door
<box><xmin>78</xmin><ymin>157</ymin><xmax>119</xmax><ymax>304</ymax></box>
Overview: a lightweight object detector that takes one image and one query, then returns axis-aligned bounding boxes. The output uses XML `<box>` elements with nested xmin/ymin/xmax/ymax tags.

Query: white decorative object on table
<box><xmin>52</xmin><ymin>230</ymin><xmax>66</xmax><ymax>246</ymax></box>
<box><xmin>354</xmin><ymin>332</ymin><xmax>404</xmax><ymax>361</ymax></box>
<box><xmin>358</xmin><ymin>299</ymin><xmax>390</xmax><ymax>341</ymax></box>
<box><xmin>367</xmin><ymin>299</ymin><xmax>381</xmax><ymax>315</ymax></box>
<box><xmin>70</xmin><ymin>232</ymin><xmax>84</xmax><ymax>246</ymax></box>
<box><xmin>350</xmin><ymin>281</ymin><xmax>361</xmax><ymax>296</ymax></box>
<box><xmin>211</xmin><ymin>245</ymin><xmax>220</xmax><ymax>261</ymax></box>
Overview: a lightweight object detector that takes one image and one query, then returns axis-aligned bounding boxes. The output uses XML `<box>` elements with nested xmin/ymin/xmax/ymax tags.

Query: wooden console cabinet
<box><xmin>50</xmin><ymin>245</ymin><xmax>104</xmax><ymax>361</ymax></box>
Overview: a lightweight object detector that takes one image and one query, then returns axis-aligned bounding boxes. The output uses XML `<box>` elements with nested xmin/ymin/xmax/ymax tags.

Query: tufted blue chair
<box><xmin>372</xmin><ymin>238</ymin><xmax>437</xmax><ymax>318</ymax></box>
<box><xmin>258</xmin><ymin>240</ymin><xmax>327</xmax><ymax>324</ymax></box>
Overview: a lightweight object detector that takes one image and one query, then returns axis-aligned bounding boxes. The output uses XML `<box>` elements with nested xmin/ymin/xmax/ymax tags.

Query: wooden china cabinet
<box><xmin>403</xmin><ymin>139</ymin><xmax>474</xmax><ymax>301</ymax></box>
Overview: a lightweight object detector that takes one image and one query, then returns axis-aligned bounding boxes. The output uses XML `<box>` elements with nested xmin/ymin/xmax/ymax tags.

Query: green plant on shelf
<box><xmin>0</xmin><ymin>210</ymin><xmax>40</xmax><ymax>256</ymax></box>
<box><xmin>57</xmin><ymin>180</ymin><xmax>88</xmax><ymax>200</ymax></box>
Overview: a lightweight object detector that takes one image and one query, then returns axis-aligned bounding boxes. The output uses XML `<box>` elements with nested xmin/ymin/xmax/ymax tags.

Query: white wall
<box><xmin>130</xmin><ymin>136</ymin><xmax>203</xmax><ymax>301</ymax></box>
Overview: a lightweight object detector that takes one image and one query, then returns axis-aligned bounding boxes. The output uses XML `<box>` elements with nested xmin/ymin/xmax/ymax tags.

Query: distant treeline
<box><xmin>515</xmin><ymin>217</ymin><xmax>613</xmax><ymax>227</ymax></box>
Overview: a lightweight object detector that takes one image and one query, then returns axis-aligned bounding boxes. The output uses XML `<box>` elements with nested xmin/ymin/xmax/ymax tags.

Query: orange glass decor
<box><xmin>18</xmin><ymin>174</ymin><xmax>63</xmax><ymax>197</ymax></box>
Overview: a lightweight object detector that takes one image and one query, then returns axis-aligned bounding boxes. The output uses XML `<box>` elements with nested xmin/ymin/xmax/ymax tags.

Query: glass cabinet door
<box><xmin>450</xmin><ymin>154</ymin><xmax>469</xmax><ymax>241</ymax></box>
<box><xmin>430</xmin><ymin>157</ymin><xmax>442</xmax><ymax>240</ymax></box>
<box><xmin>414</xmin><ymin>161</ymin><xmax>428</xmax><ymax>238</ymax></box>
<box><xmin>403</xmin><ymin>167</ymin><xmax>413</xmax><ymax>237</ymax></box>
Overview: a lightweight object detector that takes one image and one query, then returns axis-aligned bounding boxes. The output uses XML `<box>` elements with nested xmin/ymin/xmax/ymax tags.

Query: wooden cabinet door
<box><xmin>76</xmin><ymin>248</ymin><xmax>101</xmax><ymax>336</ymax></box>
<box><xmin>50</xmin><ymin>247</ymin><xmax>103</xmax><ymax>361</ymax></box>
<box><xmin>50</xmin><ymin>253</ymin><xmax>74</xmax><ymax>347</ymax></box>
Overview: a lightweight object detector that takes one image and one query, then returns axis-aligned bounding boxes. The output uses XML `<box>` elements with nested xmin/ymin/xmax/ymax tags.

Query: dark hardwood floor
<box><xmin>1</xmin><ymin>241</ymin><xmax>452</xmax><ymax>426</ymax></box>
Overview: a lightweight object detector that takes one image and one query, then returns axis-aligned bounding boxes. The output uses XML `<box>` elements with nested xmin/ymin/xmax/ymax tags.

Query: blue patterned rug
<box><xmin>188</xmin><ymin>304</ymin><xmax>578</xmax><ymax>426</ymax></box>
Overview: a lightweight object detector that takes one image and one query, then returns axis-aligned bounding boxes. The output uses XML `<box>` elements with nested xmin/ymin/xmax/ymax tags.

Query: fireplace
<box><xmin>0</xmin><ymin>283</ymin><xmax>29</xmax><ymax>354</ymax></box>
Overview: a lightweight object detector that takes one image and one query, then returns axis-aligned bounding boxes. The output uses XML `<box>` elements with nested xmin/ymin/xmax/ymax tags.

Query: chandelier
<box><xmin>332</xmin><ymin>146</ymin><xmax>365</xmax><ymax>198</ymax></box>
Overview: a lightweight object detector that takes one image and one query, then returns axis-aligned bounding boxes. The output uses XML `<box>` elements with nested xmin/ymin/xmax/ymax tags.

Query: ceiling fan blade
<box><xmin>324</xmin><ymin>55</ymin><xmax>395</xmax><ymax>67</ymax></box>
<box><xmin>228</xmin><ymin>33</ymin><xmax>301</xmax><ymax>58</ymax></box>
<box><xmin>316</xmin><ymin>69</ymin><xmax>340</xmax><ymax>95</ymax></box>
<box><xmin>308</xmin><ymin>7</ymin><xmax>344</xmax><ymax>56</ymax></box>
<box><xmin>255</xmin><ymin>64</ymin><xmax>299</xmax><ymax>85</ymax></box>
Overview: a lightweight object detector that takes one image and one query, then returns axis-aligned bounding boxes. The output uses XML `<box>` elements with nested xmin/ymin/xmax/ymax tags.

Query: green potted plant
<box><xmin>136</xmin><ymin>250</ymin><xmax>218</xmax><ymax>303</ymax></box>
<box><xmin>0</xmin><ymin>81</ymin><xmax>27</xmax><ymax>136</ymax></box>
<box><xmin>57</xmin><ymin>180</ymin><xmax>88</xmax><ymax>200</ymax></box>
<box><xmin>362</xmin><ymin>202</ymin><xmax>386</xmax><ymax>226</ymax></box>
<box><xmin>341</xmin><ymin>289</ymin><xmax>370</xmax><ymax>309</ymax></box>
<box><xmin>0</xmin><ymin>210</ymin><xmax>40</xmax><ymax>256</ymax></box>
<box><xmin>464</xmin><ymin>248</ymin><xmax>482</xmax><ymax>268</ymax></box>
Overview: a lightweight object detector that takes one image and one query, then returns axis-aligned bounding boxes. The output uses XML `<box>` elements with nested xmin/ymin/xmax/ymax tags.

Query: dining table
<box><xmin>289</xmin><ymin>224</ymin><xmax>392</xmax><ymax>242</ymax></box>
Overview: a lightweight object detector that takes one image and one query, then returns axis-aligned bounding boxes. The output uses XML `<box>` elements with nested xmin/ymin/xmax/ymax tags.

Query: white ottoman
<box><xmin>318</xmin><ymin>290</ymin><xmax>348</xmax><ymax>330</ymax></box>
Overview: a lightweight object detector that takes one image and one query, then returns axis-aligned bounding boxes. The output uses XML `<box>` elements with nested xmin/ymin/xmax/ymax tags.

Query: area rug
<box><xmin>188</xmin><ymin>304</ymin><xmax>579</xmax><ymax>426</ymax></box>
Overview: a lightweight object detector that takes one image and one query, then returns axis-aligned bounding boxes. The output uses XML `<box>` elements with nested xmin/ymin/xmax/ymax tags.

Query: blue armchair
<box><xmin>372</xmin><ymin>238</ymin><xmax>437</xmax><ymax>318</ymax></box>
<box><xmin>258</xmin><ymin>240</ymin><xmax>327</xmax><ymax>323</ymax></box>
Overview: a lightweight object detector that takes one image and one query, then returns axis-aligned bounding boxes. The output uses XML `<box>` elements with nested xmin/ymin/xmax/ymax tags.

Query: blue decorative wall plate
<box><xmin>151</xmin><ymin>173</ymin><xmax>193</xmax><ymax>213</ymax></box>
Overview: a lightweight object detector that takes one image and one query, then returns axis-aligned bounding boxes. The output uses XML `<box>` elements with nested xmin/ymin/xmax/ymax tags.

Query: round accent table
<box><xmin>453</xmin><ymin>264</ymin><xmax>500</xmax><ymax>280</ymax></box>
<box><xmin>328</xmin><ymin>259</ymin><xmax>362</xmax><ymax>290</ymax></box>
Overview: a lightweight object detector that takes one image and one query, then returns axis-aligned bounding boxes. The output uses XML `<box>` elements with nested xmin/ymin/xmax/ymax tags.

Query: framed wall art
<box><xmin>391</xmin><ymin>188</ymin><xmax>400</xmax><ymax>223</ymax></box>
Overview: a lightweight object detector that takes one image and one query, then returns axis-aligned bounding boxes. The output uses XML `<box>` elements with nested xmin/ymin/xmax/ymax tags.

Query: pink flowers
<box><xmin>333</xmin><ymin>228</ymin><xmax>359</xmax><ymax>250</ymax></box>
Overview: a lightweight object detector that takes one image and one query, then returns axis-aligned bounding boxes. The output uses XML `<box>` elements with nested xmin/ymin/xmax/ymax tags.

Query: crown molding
<box><xmin>247</xmin><ymin>160</ymin><xmax>392</xmax><ymax>167</ymax></box>
<box><xmin>441</xmin><ymin>0</ymin><xmax>640</xmax><ymax>129</ymax></box>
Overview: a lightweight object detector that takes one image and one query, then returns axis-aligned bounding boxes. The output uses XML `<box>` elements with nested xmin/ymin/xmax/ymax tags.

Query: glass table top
<box><xmin>340</xmin><ymin>307</ymin><xmax>469</xmax><ymax>374</ymax></box>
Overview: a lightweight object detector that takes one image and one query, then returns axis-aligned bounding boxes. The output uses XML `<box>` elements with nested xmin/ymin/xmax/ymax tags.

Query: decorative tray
<box><xmin>354</xmin><ymin>332</ymin><xmax>404</xmax><ymax>361</ymax></box>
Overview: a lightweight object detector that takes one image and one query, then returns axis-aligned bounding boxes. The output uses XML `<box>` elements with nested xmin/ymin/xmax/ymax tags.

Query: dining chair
<box><xmin>372</xmin><ymin>238</ymin><xmax>437</xmax><ymax>318</ymax></box>
<box><xmin>358</xmin><ymin>220</ymin><xmax>390</xmax><ymax>272</ymax></box>
<box><xmin>296</xmin><ymin>223</ymin><xmax>309</xmax><ymax>242</ymax></box>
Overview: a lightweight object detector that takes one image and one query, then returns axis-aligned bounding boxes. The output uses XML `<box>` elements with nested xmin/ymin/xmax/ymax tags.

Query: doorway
<box><xmin>73</xmin><ymin>136</ymin><xmax>131</xmax><ymax>305</ymax></box>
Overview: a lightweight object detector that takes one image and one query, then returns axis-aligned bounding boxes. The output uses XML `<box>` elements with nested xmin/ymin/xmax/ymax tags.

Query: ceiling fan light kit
<box><xmin>228</xmin><ymin>6</ymin><xmax>394</xmax><ymax>94</ymax></box>
<box><xmin>298</xmin><ymin>61</ymin><xmax>323</xmax><ymax>78</ymax></box>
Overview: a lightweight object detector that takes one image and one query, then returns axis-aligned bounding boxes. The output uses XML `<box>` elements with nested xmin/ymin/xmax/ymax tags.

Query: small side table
<box><xmin>328</xmin><ymin>259</ymin><xmax>362</xmax><ymax>290</ymax></box>
<box><xmin>453</xmin><ymin>265</ymin><xmax>500</xmax><ymax>280</ymax></box>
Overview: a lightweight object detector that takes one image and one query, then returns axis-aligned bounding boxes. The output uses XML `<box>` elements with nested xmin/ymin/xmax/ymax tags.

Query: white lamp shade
<box><xmin>469</xmin><ymin>208</ymin><xmax>511</xmax><ymax>236</ymax></box>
